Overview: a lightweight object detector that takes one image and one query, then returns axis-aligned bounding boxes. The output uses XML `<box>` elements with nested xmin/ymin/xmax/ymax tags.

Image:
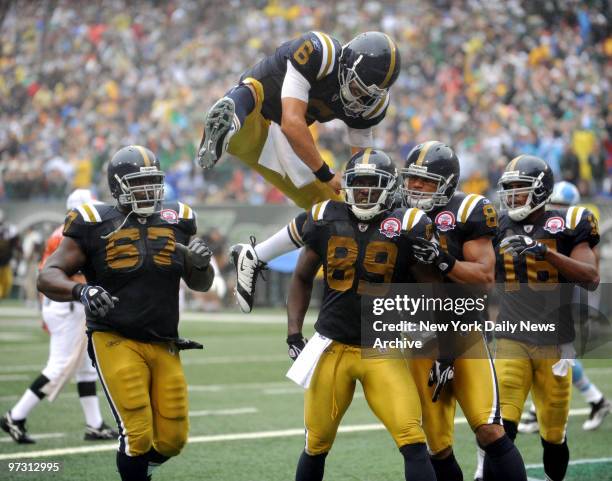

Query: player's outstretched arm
<box><xmin>37</xmin><ymin>236</ymin><xmax>86</xmax><ymax>302</ymax></box>
<box><xmin>287</xmin><ymin>245</ymin><xmax>321</xmax><ymax>337</ymax></box>
<box><xmin>281</xmin><ymin>98</ymin><xmax>341</xmax><ymax>193</ymax></box>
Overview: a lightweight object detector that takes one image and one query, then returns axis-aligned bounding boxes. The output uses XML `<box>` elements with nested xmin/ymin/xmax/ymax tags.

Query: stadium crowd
<box><xmin>0</xmin><ymin>0</ymin><xmax>610</xmax><ymax>205</ymax></box>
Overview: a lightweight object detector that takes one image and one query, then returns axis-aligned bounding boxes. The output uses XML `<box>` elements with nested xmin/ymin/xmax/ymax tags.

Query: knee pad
<box><xmin>155</xmin><ymin>429</ymin><xmax>188</xmax><ymax>458</ymax></box>
<box><xmin>157</xmin><ymin>374</ymin><xmax>188</xmax><ymax>420</ymax></box>
<box><xmin>305</xmin><ymin>430</ymin><xmax>335</xmax><ymax>456</ymax></box>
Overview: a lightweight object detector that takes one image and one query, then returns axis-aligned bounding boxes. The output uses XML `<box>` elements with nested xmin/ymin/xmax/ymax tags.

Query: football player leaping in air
<box><xmin>399</xmin><ymin>142</ymin><xmax>527</xmax><ymax>481</ymax></box>
<box><xmin>195</xmin><ymin>31</ymin><xmax>400</xmax><ymax>312</ymax></box>
<box><xmin>490</xmin><ymin>156</ymin><xmax>599</xmax><ymax>481</ymax></box>
<box><xmin>38</xmin><ymin>146</ymin><xmax>215</xmax><ymax>481</ymax></box>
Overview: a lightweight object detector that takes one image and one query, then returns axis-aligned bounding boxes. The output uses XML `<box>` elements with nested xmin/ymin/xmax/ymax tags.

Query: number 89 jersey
<box><xmin>63</xmin><ymin>201</ymin><xmax>196</xmax><ymax>342</ymax></box>
<box><xmin>288</xmin><ymin>200</ymin><xmax>433</xmax><ymax>346</ymax></box>
<box><xmin>495</xmin><ymin>206</ymin><xmax>599</xmax><ymax>345</ymax></box>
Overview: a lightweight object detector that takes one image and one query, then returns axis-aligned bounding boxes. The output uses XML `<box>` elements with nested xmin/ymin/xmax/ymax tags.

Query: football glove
<box><xmin>412</xmin><ymin>237</ymin><xmax>456</xmax><ymax>274</ymax></box>
<box><xmin>500</xmin><ymin>235</ymin><xmax>548</xmax><ymax>257</ymax></box>
<box><xmin>188</xmin><ymin>238</ymin><xmax>213</xmax><ymax>270</ymax></box>
<box><xmin>77</xmin><ymin>285</ymin><xmax>118</xmax><ymax>317</ymax></box>
<box><xmin>428</xmin><ymin>359</ymin><xmax>454</xmax><ymax>402</ymax></box>
<box><xmin>287</xmin><ymin>333</ymin><xmax>308</xmax><ymax>361</ymax></box>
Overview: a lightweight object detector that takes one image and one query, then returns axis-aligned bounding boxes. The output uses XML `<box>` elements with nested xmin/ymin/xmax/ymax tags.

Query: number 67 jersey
<box><xmin>494</xmin><ymin>206</ymin><xmax>599</xmax><ymax>345</ymax></box>
<box><xmin>62</xmin><ymin>201</ymin><xmax>196</xmax><ymax>342</ymax></box>
<box><xmin>287</xmin><ymin>200</ymin><xmax>433</xmax><ymax>346</ymax></box>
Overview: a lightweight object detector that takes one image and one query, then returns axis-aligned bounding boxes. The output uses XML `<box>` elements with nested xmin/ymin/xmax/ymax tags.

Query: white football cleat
<box><xmin>583</xmin><ymin>398</ymin><xmax>611</xmax><ymax>431</ymax></box>
<box><xmin>230</xmin><ymin>237</ymin><xmax>267</xmax><ymax>313</ymax></box>
<box><xmin>196</xmin><ymin>97</ymin><xmax>237</xmax><ymax>170</ymax></box>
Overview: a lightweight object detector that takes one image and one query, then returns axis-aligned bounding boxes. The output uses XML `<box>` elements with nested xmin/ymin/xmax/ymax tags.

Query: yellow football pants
<box><xmin>495</xmin><ymin>338</ymin><xmax>571</xmax><ymax>444</ymax></box>
<box><xmin>409</xmin><ymin>337</ymin><xmax>501</xmax><ymax>455</ymax></box>
<box><xmin>0</xmin><ymin>265</ymin><xmax>13</xmax><ymax>298</ymax></box>
<box><xmin>304</xmin><ymin>342</ymin><xmax>425</xmax><ymax>455</ymax></box>
<box><xmin>90</xmin><ymin>331</ymin><xmax>189</xmax><ymax>457</ymax></box>
<box><xmin>227</xmin><ymin>78</ymin><xmax>342</xmax><ymax>209</ymax></box>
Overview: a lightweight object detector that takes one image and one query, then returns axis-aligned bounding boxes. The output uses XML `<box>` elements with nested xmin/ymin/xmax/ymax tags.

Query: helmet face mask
<box><xmin>339</xmin><ymin>54</ymin><xmax>387</xmax><ymax>117</ymax></box>
<box><xmin>342</xmin><ymin>149</ymin><xmax>397</xmax><ymax>221</ymax></box>
<box><xmin>338</xmin><ymin>31</ymin><xmax>400</xmax><ymax>118</ymax></box>
<box><xmin>107</xmin><ymin>146</ymin><xmax>165</xmax><ymax>217</ymax></box>
<box><xmin>400</xmin><ymin>165</ymin><xmax>456</xmax><ymax>212</ymax></box>
<box><xmin>498</xmin><ymin>172</ymin><xmax>550</xmax><ymax>221</ymax></box>
<box><xmin>116</xmin><ymin>168</ymin><xmax>165</xmax><ymax>216</ymax></box>
<box><xmin>399</xmin><ymin>141</ymin><xmax>460</xmax><ymax>212</ymax></box>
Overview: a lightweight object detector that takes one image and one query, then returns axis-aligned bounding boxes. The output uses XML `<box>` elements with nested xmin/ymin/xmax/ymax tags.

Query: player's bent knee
<box><xmin>392</xmin><ymin>422</ymin><xmax>426</xmax><ymax>448</ymax></box>
<box><xmin>155</xmin><ymin>431</ymin><xmax>188</xmax><ymax>458</ymax></box>
<box><xmin>475</xmin><ymin>423</ymin><xmax>504</xmax><ymax>446</ymax></box>
<box><xmin>430</xmin><ymin>446</ymin><xmax>453</xmax><ymax>460</ymax></box>
<box><xmin>305</xmin><ymin>432</ymin><xmax>335</xmax><ymax>455</ymax></box>
<box><xmin>540</xmin><ymin>428</ymin><xmax>565</xmax><ymax>445</ymax></box>
<box><xmin>126</xmin><ymin>430</ymin><xmax>154</xmax><ymax>456</ymax></box>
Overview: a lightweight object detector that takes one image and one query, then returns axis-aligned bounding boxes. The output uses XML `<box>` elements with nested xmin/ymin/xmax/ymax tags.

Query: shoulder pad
<box><xmin>401</xmin><ymin>207</ymin><xmax>427</xmax><ymax>232</ymax></box>
<box><xmin>289</xmin><ymin>32</ymin><xmax>337</xmax><ymax>82</ymax></box>
<box><xmin>310</xmin><ymin>199</ymin><xmax>333</xmax><ymax>222</ymax></box>
<box><xmin>457</xmin><ymin>194</ymin><xmax>485</xmax><ymax>223</ymax></box>
<box><xmin>176</xmin><ymin>202</ymin><xmax>196</xmax><ymax>221</ymax></box>
<box><xmin>565</xmin><ymin>206</ymin><xmax>586</xmax><ymax>230</ymax></box>
<box><xmin>75</xmin><ymin>202</ymin><xmax>105</xmax><ymax>223</ymax></box>
<box><xmin>309</xmin><ymin>31</ymin><xmax>338</xmax><ymax>81</ymax></box>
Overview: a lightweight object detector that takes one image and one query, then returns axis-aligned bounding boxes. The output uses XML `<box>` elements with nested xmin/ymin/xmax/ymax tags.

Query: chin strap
<box><xmin>100</xmin><ymin>209</ymin><xmax>136</xmax><ymax>240</ymax></box>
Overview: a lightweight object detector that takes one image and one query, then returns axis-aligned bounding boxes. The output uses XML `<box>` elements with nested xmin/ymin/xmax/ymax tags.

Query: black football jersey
<box><xmin>494</xmin><ymin>206</ymin><xmax>600</xmax><ymax>345</ymax></box>
<box><xmin>63</xmin><ymin>201</ymin><xmax>196</xmax><ymax>342</ymax></box>
<box><xmin>429</xmin><ymin>191</ymin><xmax>498</xmax><ymax>264</ymax></box>
<box><xmin>287</xmin><ymin>200</ymin><xmax>433</xmax><ymax>345</ymax></box>
<box><xmin>240</xmin><ymin>31</ymin><xmax>389</xmax><ymax>129</ymax></box>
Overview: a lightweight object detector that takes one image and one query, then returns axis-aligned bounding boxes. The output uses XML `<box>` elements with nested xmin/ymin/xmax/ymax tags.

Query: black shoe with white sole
<box><xmin>230</xmin><ymin>237</ymin><xmax>267</xmax><ymax>313</ymax></box>
<box><xmin>1</xmin><ymin>412</ymin><xmax>35</xmax><ymax>444</ymax></box>
<box><xmin>84</xmin><ymin>421</ymin><xmax>119</xmax><ymax>441</ymax></box>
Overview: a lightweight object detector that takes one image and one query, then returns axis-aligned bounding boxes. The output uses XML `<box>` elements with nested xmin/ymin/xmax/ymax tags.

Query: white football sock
<box><xmin>254</xmin><ymin>226</ymin><xmax>296</xmax><ymax>263</ymax></box>
<box><xmin>11</xmin><ymin>390</ymin><xmax>41</xmax><ymax>420</ymax></box>
<box><xmin>79</xmin><ymin>396</ymin><xmax>103</xmax><ymax>428</ymax></box>
<box><xmin>582</xmin><ymin>384</ymin><xmax>603</xmax><ymax>404</ymax></box>
<box><xmin>474</xmin><ymin>446</ymin><xmax>485</xmax><ymax>479</ymax></box>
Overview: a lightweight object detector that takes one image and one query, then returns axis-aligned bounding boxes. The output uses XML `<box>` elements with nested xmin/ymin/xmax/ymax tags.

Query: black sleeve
<box><xmin>463</xmin><ymin>198</ymin><xmax>498</xmax><ymax>242</ymax></box>
<box><xmin>286</xmin><ymin>32</ymin><xmax>328</xmax><ymax>84</ymax></box>
<box><xmin>62</xmin><ymin>209</ymin><xmax>90</xmax><ymax>253</ymax></box>
<box><xmin>573</xmin><ymin>208</ymin><xmax>599</xmax><ymax>248</ymax></box>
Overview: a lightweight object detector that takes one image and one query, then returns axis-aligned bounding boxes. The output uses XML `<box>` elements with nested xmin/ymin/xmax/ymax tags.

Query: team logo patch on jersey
<box><xmin>379</xmin><ymin>217</ymin><xmax>401</xmax><ymax>238</ymax></box>
<box><xmin>523</xmin><ymin>225</ymin><xmax>534</xmax><ymax>234</ymax></box>
<box><xmin>160</xmin><ymin>209</ymin><xmax>179</xmax><ymax>224</ymax></box>
<box><xmin>435</xmin><ymin>211</ymin><xmax>456</xmax><ymax>232</ymax></box>
<box><xmin>544</xmin><ymin>216</ymin><xmax>565</xmax><ymax>234</ymax></box>
<box><xmin>358</xmin><ymin>223</ymin><xmax>369</xmax><ymax>232</ymax></box>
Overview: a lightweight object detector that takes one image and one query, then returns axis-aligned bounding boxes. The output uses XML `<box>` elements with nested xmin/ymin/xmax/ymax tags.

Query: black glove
<box><xmin>412</xmin><ymin>237</ymin><xmax>456</xmax><ymax>274</ymax></box>
<box><xmin>174</xmin><ymin>338</ymin><xmax>204</xmax><ymax>351</ymax></box>
<box><xmin>74</xmin><ymin>284</ymin><xmax>118</xmax><ymax>317</ymax></box>
<box><xmin>500</xmin><ymin>235</ymin><xmax>548</xmax><ymax>257</ymax></box>
<box><xmin>188</xmin><ymin>238</ymin><xmax>213</xmax><ymax>270</ymax></box>
<box><xmin>287</xmin><ymin>333</ymin><xmax>308</xmax><ymax>361</ymax></box>
<box><xmin>428</xmin><ymin>359</ymin><xmax>454</xmax><ymax>402</ymax></box>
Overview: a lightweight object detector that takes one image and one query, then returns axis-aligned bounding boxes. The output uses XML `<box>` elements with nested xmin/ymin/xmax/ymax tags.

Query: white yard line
<box><xmin>525</xmin><ymin>457</ymin><xmax>612</xmax><ymax>469</ymax></box>
<box><xmin>189</xmin><ymin>407</ymin><xmax>258</xmax><ymax>417</ymax></box>
<box><xmin>0</xmin><ymin>408</ymin><xmax>596</xmax><ymax>460</ymax></box>
<box><xmin>0</xmin><ymin>374</ymin><xmax>29</xmax><ymax>382</ymax></box>
<box><xmin>0</xmin><ymin>432</ymin><xmax>65</xmax><ymax>443</ymax></box>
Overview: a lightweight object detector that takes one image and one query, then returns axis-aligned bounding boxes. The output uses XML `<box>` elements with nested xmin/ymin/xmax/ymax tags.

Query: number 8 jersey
<box><xmin>63</xmin><ymin>201</ymin><xmax>196</xmax><ymax>341</ymax></box>
<box><xmin>494</xmin><ymin>206</ymin><xmax>599</xmax><ymax>345</ymax></box>
<box><xmin>288</xmin><ymin>200</ymin><xmax>433</xmax><ymax>346</ymax></box>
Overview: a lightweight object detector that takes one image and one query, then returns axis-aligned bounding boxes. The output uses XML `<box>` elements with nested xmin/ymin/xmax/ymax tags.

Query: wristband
<box><xmin>435</xmin><ymin>251</ymin><xmax>456</xmax><ymax>275</ymax></box>
<box><xmin>72</xmin><ymin>283</ymin><xmax>86</xmax><ymax>301</ymax></box>
<box><xmin>313</xmin><ymin>162</ymin><xmax>334</xmax><ymax>182</ymax></box>
<box><xmin>287</xmin><ymin>333</ymin><xmax>304</xmax><ymax>344</ymax></box>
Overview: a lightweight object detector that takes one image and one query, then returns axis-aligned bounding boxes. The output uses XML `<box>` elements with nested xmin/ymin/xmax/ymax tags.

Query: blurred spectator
<box><xmin>0</xmin><ymin>209</ymin><xmax>20</xmax><ymax>299</ymax></box>
<box><xmin>0</xmin><ymin>0</ymin><xmax>609</xmax><ymax>203</ymax></box>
